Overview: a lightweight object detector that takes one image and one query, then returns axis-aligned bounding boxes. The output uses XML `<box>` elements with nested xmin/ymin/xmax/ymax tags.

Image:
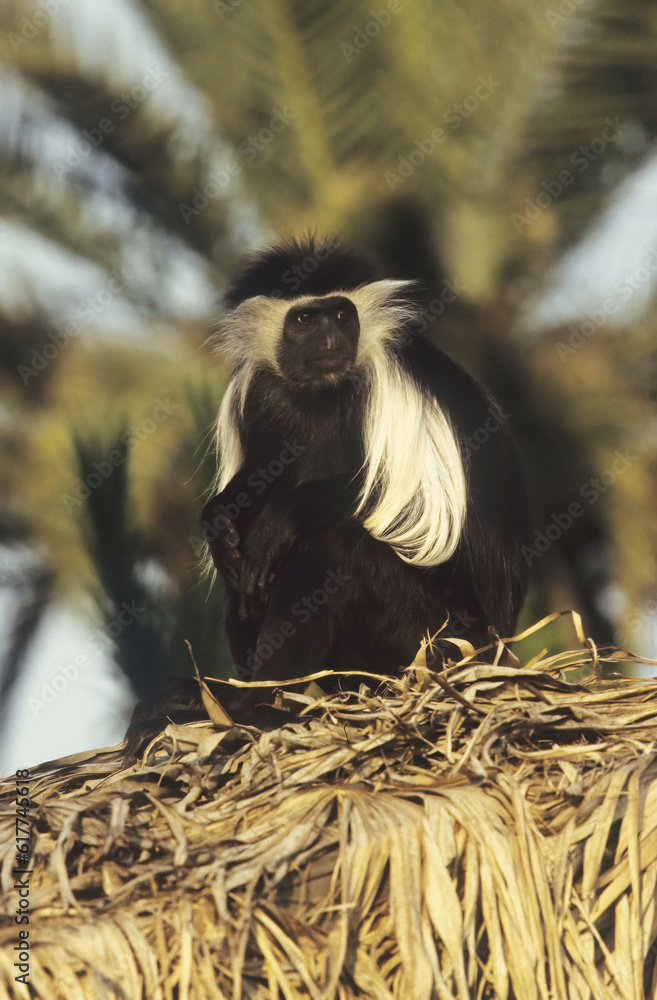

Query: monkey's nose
<box><xmin>324</xmin><ymin>326</ymin><xmax>340</xmax><ymax>351</ymax></box>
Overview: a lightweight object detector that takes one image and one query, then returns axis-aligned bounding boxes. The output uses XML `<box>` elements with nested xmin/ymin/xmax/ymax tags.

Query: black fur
<box><xmin>202</xmin><ymin>238</ymin><xmax>531</xmax><ymax>693</ymax></box>
<box><xmin>224</xmin><ymin>235</ymin><xmax>382</xmax><ymax>306</ymax></box>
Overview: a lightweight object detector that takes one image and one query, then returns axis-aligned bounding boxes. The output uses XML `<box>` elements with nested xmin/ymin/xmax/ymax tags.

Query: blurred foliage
<box><xmin>0</xmin><ymin>0</ymin><xmax>656</xmax><ymax>706</ymax></box>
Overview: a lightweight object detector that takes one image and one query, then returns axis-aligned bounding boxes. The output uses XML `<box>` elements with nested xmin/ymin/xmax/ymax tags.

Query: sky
<box><xmin>530</xmin><ymin>150</ymin><xmax>657</xmax><ymax>330</ymax></box>
<box><xmin>1</xmin><ymin>597</ymin><xmax>132</xmax><ymax>773</ymax></box>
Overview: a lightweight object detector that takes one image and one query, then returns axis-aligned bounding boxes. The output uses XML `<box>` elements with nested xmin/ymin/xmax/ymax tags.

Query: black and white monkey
<box><xmin>201</xmin><ymin>236</ymin><xmax>530</xmax><ymax>686</ymax></box>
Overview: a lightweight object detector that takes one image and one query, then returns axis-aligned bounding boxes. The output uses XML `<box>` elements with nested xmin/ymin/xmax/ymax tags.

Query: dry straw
<box><xmin>2</xmin><ymin>611</ymin><xmax>657</xmax><ymax>999</ymax></box>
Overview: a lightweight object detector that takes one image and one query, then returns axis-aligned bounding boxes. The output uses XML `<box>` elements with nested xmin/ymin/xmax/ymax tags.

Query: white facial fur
<box><xmin>210</xmin><ymin>281</ymin><xmax>466</xmax><ymax>568</ymax></box>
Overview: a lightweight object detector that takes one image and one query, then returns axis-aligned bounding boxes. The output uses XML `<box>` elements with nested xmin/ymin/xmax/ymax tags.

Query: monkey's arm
<box><xmin>238</xmin><ymin>472</ymin><xmax>361</xmax><ymax>618</ymax></box>
<box><xmin>200</xmin><ymin>469</ymin><xmax>348</xmax><ymax>595</ymax></box>
<box><xmin>200</xmin><ymin>494</ymin><xmax>242</xmax><ymax>590</ymax></box>
<box><xmin>201</xmin><ymin>459</ymin><xmax>293</xmax><ymax>589</ymax></box>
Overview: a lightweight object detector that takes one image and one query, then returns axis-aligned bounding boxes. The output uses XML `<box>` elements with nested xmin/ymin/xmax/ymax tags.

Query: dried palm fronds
<box><xmin>1</xmin><ymin>612</ymin><xmax>657</xmax><ymax>1000</ymax></box>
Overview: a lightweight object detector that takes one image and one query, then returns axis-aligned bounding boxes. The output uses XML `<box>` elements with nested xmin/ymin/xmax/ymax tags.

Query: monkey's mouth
<box><xmin>308</xmin><ymin>355</ymin><xmax>349</xmax><ymax>371</ymax></box>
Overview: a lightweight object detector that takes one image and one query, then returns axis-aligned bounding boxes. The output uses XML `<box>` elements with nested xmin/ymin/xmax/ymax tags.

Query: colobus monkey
<box><xmin>201</xmin><ymin>236</ymin><xmax>530</xmax><ymax>687</ymax></box>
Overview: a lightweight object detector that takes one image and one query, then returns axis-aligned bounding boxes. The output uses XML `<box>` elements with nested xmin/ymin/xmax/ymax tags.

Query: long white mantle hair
<box><xmin>210</xmin><ymin>280</ymin><xmax>467</xmax><ymax>568</ymax></box>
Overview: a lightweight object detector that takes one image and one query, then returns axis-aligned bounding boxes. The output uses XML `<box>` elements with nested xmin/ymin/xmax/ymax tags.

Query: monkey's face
<box><xmin>279</xmin><ymin>295</ymin><xmax>360</xmax><ymax>385</ymax></box>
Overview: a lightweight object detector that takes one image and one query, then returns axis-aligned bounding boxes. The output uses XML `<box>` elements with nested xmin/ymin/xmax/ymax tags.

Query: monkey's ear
<box><xmin>217</xmin><ymin>294</ymin><xmax>276</xmax><ymax>328</ymax></box>
<box><xmin>214</xmin><ymin>295</ymin><xmax>290</xmax><ymax>367</ymax></box>
<box><xmin>356</xmin><ymin>277</ymin><xmax>418</xmax><ymax>300</ymax></box>
<box><xmin>350</xmin><ymin>279</ymin><xmax>419</xmax><ymax>319</ymax></box>
<box><xmin>222</xmin><ymin>293</ymin><xmax>272</xmax><ymax>313</ymax></box>
<box><xmin>350</xmin><ymin>279</ymin><xmax>422</xmax><ymax>361</ymax></box>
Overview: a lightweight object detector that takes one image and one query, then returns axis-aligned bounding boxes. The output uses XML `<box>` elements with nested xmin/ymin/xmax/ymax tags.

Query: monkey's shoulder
<box><xmin>400</xmin><ymin>334</ymin><xmax>500</xmax><ymax>419</ymax></box>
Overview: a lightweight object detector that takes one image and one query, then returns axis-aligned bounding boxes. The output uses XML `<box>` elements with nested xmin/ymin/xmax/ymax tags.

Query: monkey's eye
<box><xmin>337</xmin><ymin>311</ymin><xmax>347</xmax><ymax>322</ymax></box>
<box><xmin>296</xmin><ymin>312</ymin><xmax>314</xmax><ymax>325</ymax></box>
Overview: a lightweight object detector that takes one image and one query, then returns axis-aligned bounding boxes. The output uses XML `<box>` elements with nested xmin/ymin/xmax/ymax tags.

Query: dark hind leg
<box><xmin>223</xmin><ymin>588</ymin><xmax>262</xmax><ymax>679</ymax></box>
<box><xmin>231</xmin><ymin>522</ymin><xmax>495</xmax><ymax>719</ymax></box>
<box><xmin>247</xmin><ymin>540</ymin><xmax>345</xmax><ymax>684</ymax></box>
<box><xmin>246</xmin><ymin>525</ymin><xmax>439</xmax><ymax>683</ymax></box>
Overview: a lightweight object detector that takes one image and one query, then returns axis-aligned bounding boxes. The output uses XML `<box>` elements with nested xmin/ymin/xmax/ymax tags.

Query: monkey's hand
<box><xmin>200</xmin><ymin>496</ymin><xmax>242</xmax><ymax>591</ymax></box>
<box><xmin>238</xmin><ymin>499</ymin><xmax>298</xmax><ymax>619</ymax></box>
